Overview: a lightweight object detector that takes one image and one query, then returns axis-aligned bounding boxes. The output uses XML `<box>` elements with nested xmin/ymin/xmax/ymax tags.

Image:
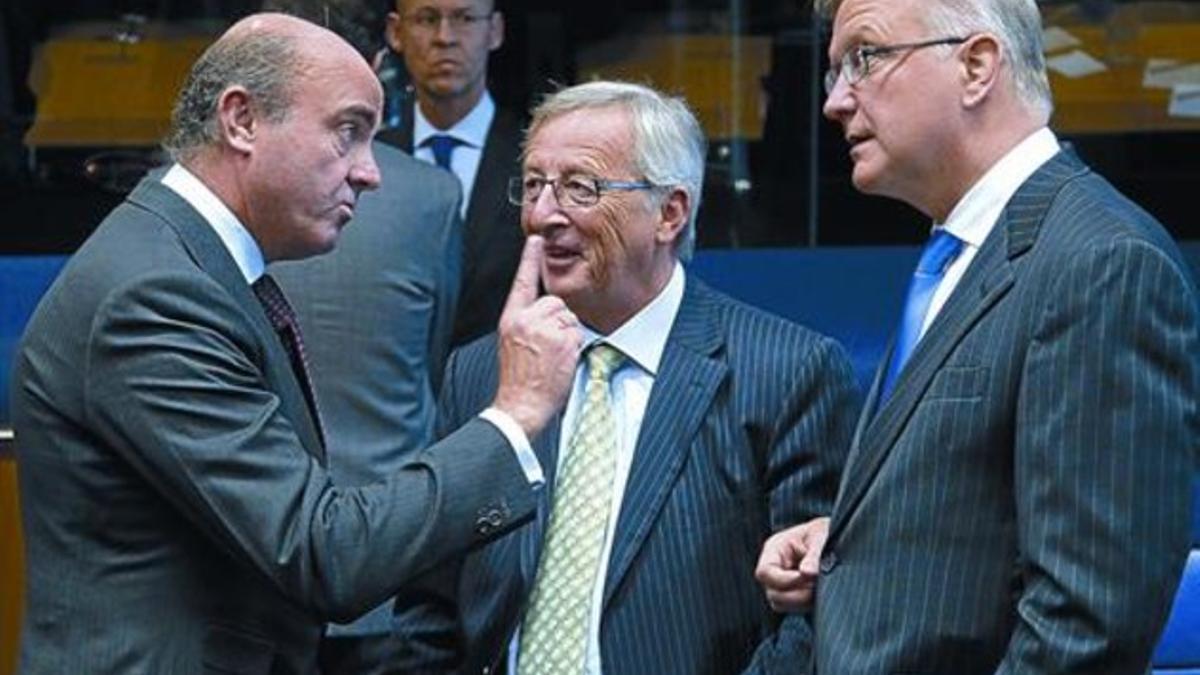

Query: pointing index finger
<box><xmin>503</xmin><ymin>235</ymin><xmax>544</xmax><ymax>314</ymax></box>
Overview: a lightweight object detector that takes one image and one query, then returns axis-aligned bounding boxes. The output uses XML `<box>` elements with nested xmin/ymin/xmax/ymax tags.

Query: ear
<box><xmin>488</xmin><ymin>11</ymin><xmax>505</xmax><ymax>52</ymax></box>
<box><xmin>385</xmin><ymin>11</ymin><xmax>405</xmax><ymax>53</ymax></box>
<box><xmin>961</xmin><ymin>33</ymin><xmax>1002</xmax><ymax>109</ymax></box>
<box><xmin>655</xmin><ymin>187</ymin><xmax>690</xmax><ymax>246</ymax></box>
<box><xmin>216</xmin><ymin>85</ymin><xmax>256</xmax><ymax>155</ymax></box>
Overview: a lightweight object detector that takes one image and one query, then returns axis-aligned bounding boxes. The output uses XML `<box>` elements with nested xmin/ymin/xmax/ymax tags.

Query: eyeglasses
<box><xmin>402</xmin><ymin>8</ymin><xmax>492</xmax><ymax>33</ymax></box>
<box><xmin>824</xmin><ymin>36</ymin><xmax>969</xmax><ymax>95</ymax></box>
<box><xmin>506</xmin><ymin>175</ymin><xmax>660</xmax><ymax>209</ymax></box>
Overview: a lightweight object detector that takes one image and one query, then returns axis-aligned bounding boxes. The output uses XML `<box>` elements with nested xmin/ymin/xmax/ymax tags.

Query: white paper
<box><xmin>1143</xmin><ymin>59</ymin><xmax>1200</xmax><ymax>89</ymax></box>
<box><xmin>1046</xmin><ymin>50</ymin><xmax>1107</xmax><ymax>78</ymax></box>
<box><xmin>1168</xmin><ymin>85</ymin><xmax>1200</xmax><ymax>118</ymax></box>
<box><xmin>1043</xmin><ymin>26</ymin><xmax>1082</xmax><ymax>53</ymax></box>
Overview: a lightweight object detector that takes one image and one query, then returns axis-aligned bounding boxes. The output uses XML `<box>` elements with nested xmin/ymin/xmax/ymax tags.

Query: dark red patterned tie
<box><xmin>252</xmin><ymin>274</ymin><xmax>326</xmax><ymax>451</ymax></box>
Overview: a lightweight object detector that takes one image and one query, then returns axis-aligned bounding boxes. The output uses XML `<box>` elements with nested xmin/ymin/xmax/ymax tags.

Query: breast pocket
<box><xmin>923</xmin><ymin>365</ymin><xmax>988</xmax><ymax>403</ymax></box>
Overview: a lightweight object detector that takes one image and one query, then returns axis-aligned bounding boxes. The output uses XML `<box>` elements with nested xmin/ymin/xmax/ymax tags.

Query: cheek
<box><xmin>581</xmin><ymin>204</ymin><xmax>630</xmax><ymax>286</ymax></box>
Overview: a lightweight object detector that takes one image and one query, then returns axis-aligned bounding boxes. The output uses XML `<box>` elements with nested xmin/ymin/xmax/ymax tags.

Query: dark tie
<box><xmin>879</xmin><ymin>229</ymin><xmax>965</xmax><ymax>403</ymax></box>
<box><xmin>425</xmin><ymin>134</ymin><xmax>463</xmax><ymax>171</ymax></box>
<box><xmin>252</xmin><ymin>274</ymin><xmax>326</xmax><ymax>451</ymax></box>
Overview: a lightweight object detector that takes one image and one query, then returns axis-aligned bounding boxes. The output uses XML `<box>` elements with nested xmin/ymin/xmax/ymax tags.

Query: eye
<box><xmin>335</xmin><ymin>121</ymin><xmax>365</xmax><ymax>153</ymax></box>
<box><xmin>522</xmin><ymin>176</ymin><xmax>546</xmax><ymax>197</ymax></box>
<box><xmin>562</xmin><ymin>177</ymin><xmax>597</xmax><ymax>204</ymax></box>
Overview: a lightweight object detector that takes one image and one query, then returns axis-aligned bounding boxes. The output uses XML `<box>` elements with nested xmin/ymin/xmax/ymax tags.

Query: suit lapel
<box><xmin>464</xmin><ymin>109</ymin><xmax>522</xmax><ymax>243</ymax></box>
<box><xmin>830</xmin><ymin>151</ymin><xmax>1087</xmax><ymax>540</ymax></box>
<box><xmin>127</xmin><ymin>180</ymin><xmax>327</xmax><ymax>463</ymax></box>
<box><xmin>601</xmin><ymin>279</ymin><xmax>727</xmax><ymax>608</ymax></box>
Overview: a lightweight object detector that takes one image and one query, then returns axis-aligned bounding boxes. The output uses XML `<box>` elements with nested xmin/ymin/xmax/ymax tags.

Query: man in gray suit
<box><xmin>758</xmin><ymin>0</ymin><xmax>1199</xmax><ymax>673</ymax></box>
<box><xmin>393</xmin><ymin>81</ymin><xmax>859</xmax><ymax>675</ymax></box>
<box><xmin>11</xmin><ymin>13</ymin><xmax>581</xmax><ymax>674</ymax></box>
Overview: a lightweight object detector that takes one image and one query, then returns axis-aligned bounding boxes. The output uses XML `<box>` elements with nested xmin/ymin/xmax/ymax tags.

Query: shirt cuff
<box><xmin>478</xmin><ymin>407</ymin><xmax>545</xmax><ymax>488</ymax></box>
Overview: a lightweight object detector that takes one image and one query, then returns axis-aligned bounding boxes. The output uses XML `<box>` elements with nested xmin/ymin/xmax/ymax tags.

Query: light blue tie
<box><xmin>425</xmin><ymin>134</ymin><xmax>462</xmax><ymax>171</ymax></box>
<box><xmin>879</xmin><ymin>229</ymin><xmax>965</xmax><ymax>403</ymax></box>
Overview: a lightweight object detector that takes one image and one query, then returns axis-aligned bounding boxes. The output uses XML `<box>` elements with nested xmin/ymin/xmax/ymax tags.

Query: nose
<box><xmin>521</xmin><ymin>181</ymin><xmax>568</xmax><ymax>235</ymax></box>
<box><xmin>822</xmin><ymin>73</ymin><xmax>855</xmax><ymax>123</ymax></box>
<box><xmin>432</xmin><ymin>16</ymin><xmax>458</xmax><ymax>43</ymax></box>
<box><xmin>349</xmin><ymin>145</ymin><xmax>382</xmax><ymax>192</ymax></box>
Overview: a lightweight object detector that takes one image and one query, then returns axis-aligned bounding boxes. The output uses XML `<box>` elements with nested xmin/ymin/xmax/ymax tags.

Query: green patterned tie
<box><xmin>518</xmin><ymin>343</ymin><xmax>625</xmax><ymax>675</ymax></box>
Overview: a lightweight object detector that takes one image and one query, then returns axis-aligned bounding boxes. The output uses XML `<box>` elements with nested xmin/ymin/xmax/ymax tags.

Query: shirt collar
<box><xmin>413</xmin><ymin>90</ymin><xmax>495</xmax><ymax>150</ymax></box>
<box><xmin>160</xmin><ymin>163</ymin><xmax>265</xmax><ymax>283</ymax></box>
<box><xmin>581</xmin><ymin>263</ymin><xmax>686</xmax><ymax>377</ymax></box>
<box><xmin>938</xmin><ymin>127</ymin><xmax>1060</xmax><ymax>248</ymax></box>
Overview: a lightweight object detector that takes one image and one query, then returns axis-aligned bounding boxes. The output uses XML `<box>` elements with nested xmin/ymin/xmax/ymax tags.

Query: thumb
<box><xmin>502</xmin><ymin>235</ymin><xmax>544</xmax><ymax>314</ymax></box>
<box><xmin>798</xmin><ymin>526</ymin><xmax>828</xmax><ymax>578</ymax></box>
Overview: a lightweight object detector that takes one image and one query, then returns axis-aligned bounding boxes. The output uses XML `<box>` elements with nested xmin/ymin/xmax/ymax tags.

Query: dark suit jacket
<box><xmin>395</xmin><ymin>277</ymin><xmax>860</xmax><ymax>675</ymax></box>
<box><xmin>377</xmin><ymin>102</ymin><xmax>525</xmax><ymax>348</ymax></box>
<box><xmin>814</xmin><ymin>151</ymin><xmax>1200</xmax><ymax>674</ymax></box>
<box><xmin>11</xmin><ymin>178</ymin><xmax>535</xmax><ymax>674</ymax></box>
<box><xmin>272</xmin><ymin>142</ymin><xmax>464</xmax><ymax>636</ymax></box>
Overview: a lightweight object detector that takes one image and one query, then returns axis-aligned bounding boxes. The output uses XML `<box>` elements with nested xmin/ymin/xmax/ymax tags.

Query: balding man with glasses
<box><xmin>392</xmin><ymin>80</ymin><xmax>859</xmax><ymax>675</ymax></box>
<box><xmin>379</xmin><ymin>0</ymin><xmax>526</xmax><ymax>349</ymax></box>
<box><xmin>757</xmin><ymin>0</ymin><xmax>1199</xmax><ymax>673</ymax></box>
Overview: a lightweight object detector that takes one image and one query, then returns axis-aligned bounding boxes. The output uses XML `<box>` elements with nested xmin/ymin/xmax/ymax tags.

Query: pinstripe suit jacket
<box><xmin>814</xmin><ymin>151</ymin><xmax>1200</xmax><ymax>674</ymax></box>
<box><xmin>394</xmin><ymin>277</ymin><xmax>860</xmax><ymax>674</ymax></box>
<box><xmin>11</xmin><ymin>178</ymin><xmax>537</xmax><ymax>674</ymax></box>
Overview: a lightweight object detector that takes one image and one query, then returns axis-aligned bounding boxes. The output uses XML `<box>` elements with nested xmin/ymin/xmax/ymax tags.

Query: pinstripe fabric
<box><xmin>394</xmin><ymin>278</ymin><xmax>860</xmax><ymax>675</ymax></box>
<box><xmin>816</xmin><ymin>152</ymin><xmax>1200</xmax><ymax>675</ymax></box>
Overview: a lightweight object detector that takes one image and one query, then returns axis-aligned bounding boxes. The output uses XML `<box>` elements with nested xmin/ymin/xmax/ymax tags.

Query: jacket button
<box><xmin>819</xmin><ymin>551</ymin><xmax>839</xmax><ymax>574</ymax></box>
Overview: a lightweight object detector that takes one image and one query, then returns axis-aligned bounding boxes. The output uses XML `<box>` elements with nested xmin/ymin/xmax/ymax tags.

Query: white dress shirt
<box><xmin>510</xmin><ymin>263</ymin><xmax>687</xmax><ymax>675</ymax></box>
<box><xmin>922</xmin><ymin>127</ymin><xmax>1061</xmax><ymax>336</ymax></box>
<box><xmin>158</xmin><ymin>164</ymin><xmax>541</xmax><ymax>485</ymax></box>
<box><xmin>413</xmin><ymin>91</ymin><xmax>494</xmax><ymax>218</ymax></box>
<box><xmin>161</xmin><ymin>164</ymin><xmax>264</xmax><ymax>283</ymax></box>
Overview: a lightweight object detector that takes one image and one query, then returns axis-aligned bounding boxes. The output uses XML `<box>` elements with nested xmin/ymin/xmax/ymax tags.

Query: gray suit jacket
<box><xmin>272</xmin><ymin>142</ymin><xmax>463</xmax><ymax>636</ymax></box>
<box><xmin>376</xmin><ymin>103</ymin><xmax>525</xmax><ymax>347</ymax></box>
<box><xmin>395</xmin><ymin>277</ymin><xmax>860</xmax><ymax>675</ymax></box>
<box><xmin>11</xmin><ymin>177</ymin><xmax>535</xmax><ymax>674</ymax></box>
<box><xmin>814</xmin><ymin>151</ymin><xmax>1200</xmax><ymax>674</ymax></box>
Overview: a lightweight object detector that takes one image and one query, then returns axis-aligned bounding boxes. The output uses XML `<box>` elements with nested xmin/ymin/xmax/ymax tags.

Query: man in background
<box><xmin>380</xmin><ymin>0</ymin><xmax>525</xmax><ymax>347</ymax></box>
<box><xmin>395</xmin><ymin>81</ymin><xmax>859</xmax><ymax>675</ymax></box>
<box><xmin>757</xmin><ymin>0</ymin><xmax>1199</xmax><ymax>672</ymax></box>
<box><xmin>12</xmin><ymin>14</ymin><xmax>580</xmax><ymax>673</ymax></box>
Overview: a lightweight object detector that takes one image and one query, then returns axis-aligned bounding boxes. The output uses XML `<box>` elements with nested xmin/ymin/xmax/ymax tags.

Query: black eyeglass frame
<box><xmin>506</xmin><ymin>175</ymin><xmax>661</xmax><ymax>209</ymax></box>
<box><xmin>824</xmin><ymin>36</ymin><xmax>970</xmax><ymax>95</ymax></box>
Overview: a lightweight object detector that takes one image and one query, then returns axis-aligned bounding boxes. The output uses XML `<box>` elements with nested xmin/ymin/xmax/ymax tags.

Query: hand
<box><xmin>755</xmin><ymin>516</ymin><xmax>830</xmax><ymax>613</ymax></box>
<box><xmin>492</xmin><ymin>235</ymin><xmax>582</xmax><ymax>437</ymax></box>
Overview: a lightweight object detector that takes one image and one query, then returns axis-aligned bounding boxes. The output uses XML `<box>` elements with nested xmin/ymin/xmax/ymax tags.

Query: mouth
<box><xmin>845</xmin><ymin>133</ymin><xmax>873</xmax><ymax>160</ymax></box>
<box><xmin>543</xmin><ymin>241</ymin><xmax>583</xmax><ymax>267</ymax></box>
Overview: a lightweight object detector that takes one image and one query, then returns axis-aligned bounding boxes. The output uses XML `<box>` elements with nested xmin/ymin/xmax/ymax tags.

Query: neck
<box><xmin>418</xmin><ymin>87</ymin><xmax>485</xmax><ymax>130</ymax></box>
<box><xmin>576</xmin><ymin>259</ymin><xmax>675</xmax><ymax>335</ymax></box>
<box><xmin>924</xmin><ymin>107</ymin><xmax>1045</xmax><ymax>222</ymax></box>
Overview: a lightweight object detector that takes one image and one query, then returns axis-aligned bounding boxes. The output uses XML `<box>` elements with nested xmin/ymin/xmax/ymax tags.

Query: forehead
<box><xmin>525</xmin><ymin>106</ymin><xmax>634</xmax><ymax>173</ymax></box>
<box><xmin>829</xmin><ymin>0</ymin><xmax>925</xmax><ymax>54</ymax></box>
<box><xmin>400</xmin><ymin>0</ymin><xmax>492</xmax><ymax>12</ymax></box>
<box><xmin>297</xmin><ymin>48</ymin><xmax>383</xmax><ymax>121</ymax></box>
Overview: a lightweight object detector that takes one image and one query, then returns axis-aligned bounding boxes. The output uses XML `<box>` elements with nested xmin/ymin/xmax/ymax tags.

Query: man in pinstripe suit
<box><xmin>758</xmin><ymin>0</ymin><xmax>1199</xmax><ymax>673</ymax></box>
<box><xmin>392</xmin><ymin>81</ymin><xmax>860</xmax><ymax>674</ymax></box>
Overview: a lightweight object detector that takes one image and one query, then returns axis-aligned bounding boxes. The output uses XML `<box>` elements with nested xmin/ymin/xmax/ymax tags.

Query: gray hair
<box><xmin>162</xmin><ymin>31</ymin><xmax>301</xmax><ymax>161</ymax></box>
<box><xmin>527</xmin><ymin>80</ymin><xmax>707</xmax><ymax>261</ymax></box>
<box><xmin>816</xmin><ymin>0</ymin><xmax>1053</xmax><ymax>119</ymax></box>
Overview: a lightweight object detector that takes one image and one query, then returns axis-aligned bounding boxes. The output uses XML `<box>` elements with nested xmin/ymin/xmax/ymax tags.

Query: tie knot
<box><xmin>252</xmin><ymin>273</ymin><xmax>297</xmax><ymax>332</ymax></box>
<box><xmin>425</xmin><ymin>134</ymin><xmax>463</xmax><ymax>170</ymax></box>
<box><xmin>586</xmin><ymin>343</ymin><xmax>624</xmax><ymax>382</ymax></box>
<box><xmin>916</xmin><ymin>229</ymin><xmax>965</xmax><ymax>277</ymax></box>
